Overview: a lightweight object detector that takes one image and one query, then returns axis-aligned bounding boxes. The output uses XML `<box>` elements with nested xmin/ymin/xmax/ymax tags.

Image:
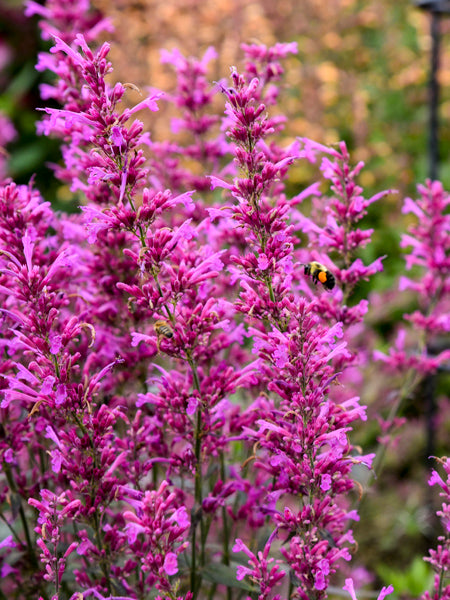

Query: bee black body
<box><xmin>154</xmin><ymin>320</ymin><xmax>173</xmax><ymax>338</ymax></box>
<box><xmin>304</xmin><ymin>261</ymin><xmax>335</xmax><ymax>290</ymax></box>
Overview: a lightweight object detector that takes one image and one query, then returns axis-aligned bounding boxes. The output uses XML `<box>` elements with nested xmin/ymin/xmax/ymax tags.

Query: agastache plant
<box><xmin>298</xmin><ymin>139</ymin><xmax>390</xmax><ymax>305</ymax></box>
<box><xmin>212</xmin><ymin>63</ymin><xmax>375</xmax><ymax>599</ymax></box>
<box><xmin>149</xmin><ymin>46</ymin><xmax>227</xmax><ymax>196</ymax></box>
<box><xmin>375</xmin><ymin>180</ymin><xmax>450</xmax><ymax>377</ymax></box>
<box><xmin>0</xmin><ymin>1</ymin><xmax>408</xmax><ymax>599</ymax></box>
<box><xmin>34</xmin><ymin>30</ymin><xmax>171</xmax><ymax>387</ymax></box>
<box><xmin>25</xmin><ymin>0</ymin><xmax>113</xmax><ymax>44</ymax></box>
<box><xmin>32</xmin><ymin>24</ymin><xmax>262</xmax><ymax>600</ymax></box>
<box><xmin>25</xmin><ymin>0</ymin><xmax>114</xmax><ymax>199</ymax></box>
<box><xmin>291</xmin><ymin>139</ymin><xmax>396</xmax><ymax>433</ymax></box>
<box><xmin>39</xmin><ymin>34</ymin><xmax>161</xmax><ymax>205</ymax></box>
<box><xmin>373</xmin><ymin>181</ymin><xmax>450</xmax><ymax>466</ymax></box>
<box><xmin>422</xmin><ymin>457</ymin><xmax>450</xmax><ymax>600</ymax></box>
<box><xmin>0</xmin><ymin>180</ymin><xmax>139</xmax><ymax>598</ymax></box>
<box><xmin>1</xmin><ymin>13</ymin><xmax>194</xmax><ymax>600</ymax></box>
<box><xmin>28</xmin><ymin>491</ymin><xmax>80</xmax><ymax>595</ymax></box>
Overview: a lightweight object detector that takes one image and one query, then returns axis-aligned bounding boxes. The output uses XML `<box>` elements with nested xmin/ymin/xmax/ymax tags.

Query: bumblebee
<box><xmin>303</xmin><ymin>261</ymin><xmax>335</xmax><ymax>290</ymax></box>
<box><xmin>154</xmin><ymin>320</ymin><xmax>173</xmax><ymax>339</ymax></box>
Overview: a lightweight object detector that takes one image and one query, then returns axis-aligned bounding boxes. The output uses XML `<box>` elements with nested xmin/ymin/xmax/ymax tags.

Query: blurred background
<box><xmin>4</xmin><ymin>0</ymin><xmax>450</xmax><ymax>198</ymax></box>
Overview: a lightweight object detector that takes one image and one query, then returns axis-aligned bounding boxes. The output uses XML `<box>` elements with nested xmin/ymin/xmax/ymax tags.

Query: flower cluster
<box><xmin>375</xmin><ymin>180</ymin><xmax>450</xmax><ymax>376</ymax></box>
<box><xmin>233</xmin><ymin>536</ymin><xmax>285</xmax><ymax>600</ymax></box>
<box><xmin>38</xmin><ymin>33</ymin><xmax>160</xmax><ymax>205</ymax></box>
<box><xmin>25</xmin><ymin>0</ymin><xmax>113</xmax><ymax>44</ymax></box>
<box><xmin>422</xmin><ymin>458</ymin><xmax>450</xmax><ymax>600</ymax></box>
<box><xmin>122</xmin><ymin>480</ymin><xmax>191</xmax><ymax>595</ymax></box>
<box><xmin>211</xmin><ymin>64</ymin><xmax>377</xmax><ymax>599</ymax></box>
<box><xmin>28</xmin><ymin>491</ymin><xmax>80</xmax><ymax>590</ymax></box>
<box><xmin>369</xmin><ymin>180</ymin><xmax>450</xmax><ymax>467</ymax></box>
<box><xmin>297</xmin><ymin>139</ymin><xmax>391</xmax><ymax>321</ymax></box>
<box><xmin>149</xmin><ymin>46</ymin><xmax>226</xmax><ymax>195</ymax></box>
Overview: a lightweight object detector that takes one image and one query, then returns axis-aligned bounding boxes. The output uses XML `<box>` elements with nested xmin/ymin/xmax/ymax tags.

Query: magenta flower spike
<box><xmin>148</xmin><ymin>46</ymin><xmax>227</xmax><ymax>195</ymax></box>
<box><xmin>423</xmin><ymin>458</ymin><xmax>450</xmax><ymax>600</ymax></box>
<box><xmin>375</xmin><ymin>180</ymin><xmax>450</xmax><ymax>375</ymax></box>
<box><xmin>213</xmin><ymin>61</ymin><xmax>374</xmax><ymax>599</ymax></box>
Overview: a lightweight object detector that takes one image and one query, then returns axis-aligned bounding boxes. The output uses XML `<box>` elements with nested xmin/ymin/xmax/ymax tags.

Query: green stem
<box><xmin>220</xmin><ymin>452</ymin><xmax>232</xmax><ymax>600</ymax></box>
<box><xmin>207</xmin><ymin>582</ymin><xmax>217</xmax><ymax>600</ymax></box>
<box><xmin>266</xmin><ymin>276</ymin><xmax>276</xmax><ymax>305</ymax></box>
<box><xmin>71</xmin><ymin>411</ymin><xmax>114</xmax><ymax>593</ymax></box>
<box><xmin>190</xmin><ymin>518</ymin><xmax>197</xmax><ymax>594</ymax></box>
<box><xmin>370</xmin><ymin>368</ymin><xmax>421</xmax><ymax>483</ymax></box>
<box><xmin>53</xmin><ymin>541</ymin><xmax>60</xmax><ymax>597</ymax></box>
<box><xmin>3</xmin><ymin>463</ymin><xmax>38</xmax><ymax>568</ymax></box>
<box><xmin>92</xmin><ymin>508</ymin><xmax>113</xmax><ymax>595</ymax></box>
<box><xmin>438</xmin><ymin>560</ymin><xmax>446</xmax><ymax>597</ymax></box>
<box><xmin>186</xmin><ymin>352</ymin><xmax>205</xmax><ymax>598</ymax></box>
<box><xmin>220</xmin><ymin>452</ymin><xmax>230</xmax><ymax>566</ymax></box>
<box><xmin>150</xmin><ymin>268</ymin><xmax>174</xmax><ymax>323</ymax></box>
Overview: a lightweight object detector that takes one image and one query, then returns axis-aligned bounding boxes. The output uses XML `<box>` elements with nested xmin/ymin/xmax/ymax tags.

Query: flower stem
<box><xmin>187</xmin><ymin>351</ymin><xmax>205</xmax><ymax>597</ymax></box>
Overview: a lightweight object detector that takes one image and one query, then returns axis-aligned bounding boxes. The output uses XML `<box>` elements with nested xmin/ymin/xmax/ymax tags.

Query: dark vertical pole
<box><xmin>427</xmin><ymin>7</ymin><xmax>440</xmax><ymax>534</ymax></box>
<box><xmin>426</xmin><ymin>12</ymin><xmax>439</xmax><ymax>523</ymax></box>
<box><xmin>415</xmin><ymin>0</ymin><xmax>448</xmax><ymax>537</ymax></box>
<box><xmin>429</xmin><ymin>10</ymin><xmax>440</xmax><ymax>179</ymax></box>
<box><xmin>424</xmin><ymin>366</ymin><xmax>437</xmax><ymax>461</ymax></box>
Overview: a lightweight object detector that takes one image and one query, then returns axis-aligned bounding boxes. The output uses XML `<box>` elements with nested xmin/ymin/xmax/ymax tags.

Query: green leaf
<box><xmin>201</xmin><ymin>562</ymin><xmax>257</xmax><ymax>592</ymax></box>
<box><xmin>377</xmin><ymin>556</ymin><xmax>433</xmax><ymax>597</ymax></box>
<box><xmin>9</xmin><ymin>141</ymin><xmax>49</xmax><ymax>176</ymax></box>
